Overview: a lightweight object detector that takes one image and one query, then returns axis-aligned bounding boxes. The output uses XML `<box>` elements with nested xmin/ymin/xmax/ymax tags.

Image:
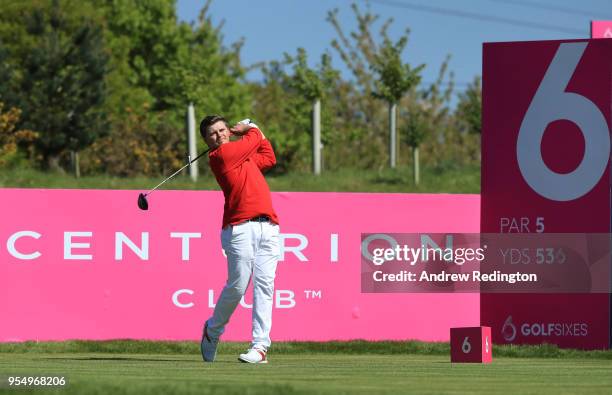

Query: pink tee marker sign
<box><xmin>481</xmin><ymin>38</ymin><xmax>612</xmax><ymax>350</ymax></box>
<box><xmin>591</xmin><ymin>21</ymin><xmax>612</xmax><ymax>38</ymax></box>
<box><xmin>0</xmin><ymin>188</ymin><xmax>480</xmax><ymax>342</ymax></box>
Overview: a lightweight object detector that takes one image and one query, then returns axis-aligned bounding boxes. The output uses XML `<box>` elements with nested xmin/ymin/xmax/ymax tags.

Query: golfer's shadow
<box><xmin>42</xmin><ymin>356</ymin><xmax>236</xmax><ymax>364</ymax></box>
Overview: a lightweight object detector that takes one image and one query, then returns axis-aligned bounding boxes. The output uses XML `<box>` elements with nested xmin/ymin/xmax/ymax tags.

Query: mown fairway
<box><xmin>1</xmin><ymin>341</ymin><xmax>611</xmax><ymax>395</ymax></box>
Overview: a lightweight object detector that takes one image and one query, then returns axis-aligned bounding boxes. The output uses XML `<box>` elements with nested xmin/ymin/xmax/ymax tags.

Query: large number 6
<box><xmin>462</xmin><ymin>336</ymin><xmax>471</xmax><ymax>354</ymax></box>
<box><xmin>517</xmin><ymin>42</ymin><xmax>610</xmax><ymax>201</ymax></box>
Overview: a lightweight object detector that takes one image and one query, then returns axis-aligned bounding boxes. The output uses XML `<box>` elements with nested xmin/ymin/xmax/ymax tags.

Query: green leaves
<box><xmin>456</xmin><ymin>76</ymin><xmax>481</xmax><ymax>135</ymax></box>
<box><xmin>371</xmin><ymin>35</ymin><xmax>424</xmax><ymax>104</ymax></box>
<box><xmin>287</xmin><ymin>48</ymin><xmax>339</xmax><ymax>101</ymax></box>
<box><xmin>402</xmin><ymin>108</ymin><xmax>427</xmax><ymax>148</ymax></box>
<box><xmin>1</xmin><ymin>0</ymin><xmax>109</xmax><ymax>166</ymax></box>
<box><xmin>92</xmin><ymin>0</ymin><xmax>251</xmax><ymax>174</ymax></box>
<box><xmin>0</xmin><ymin>0</ymin><xmax>481</xmax><ymax>176</ymax></box>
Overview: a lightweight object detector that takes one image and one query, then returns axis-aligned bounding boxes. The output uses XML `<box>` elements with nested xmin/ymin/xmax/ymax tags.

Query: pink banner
<box><xmin>591</xmin><ymin>21</ymin><xmax>612</xmax><ymax>38</ymax></box>
<box><xmin>1</xmin><ymin>188</ymin><xmax>479</xmax><ymax>342</ymax></box>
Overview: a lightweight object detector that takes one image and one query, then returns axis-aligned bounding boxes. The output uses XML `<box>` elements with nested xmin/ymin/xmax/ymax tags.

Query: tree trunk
<box><xmin>389</xmin><ymin>102</ymin><xmax>397</xmax><ymax>168</ymax></box>
<box><xmin>47</xmin><ymin>155</ymin><xmax>65</xmax><ymax>174</ymax></box>
<box><xmin>75</xmin><ymin>151</ymin><xmax>80</xmax><ymax>178</ymax></box>
<box><xmin>413</xmin><ymin>146</ymin><xmax>420</xmax><ymax>185</ymax></box>
<box><xmin>70</xmin><ymin>151</ymin><xmax>80</xmax><ymax>178</ymax></box>
<box><xmin>312</xmin><ymin>98</ymin><xmax>321</xmax><ymax>175</ymax></box>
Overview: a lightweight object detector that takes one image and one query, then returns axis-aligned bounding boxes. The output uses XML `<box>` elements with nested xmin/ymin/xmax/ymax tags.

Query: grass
<box><xmin>2</xmin><ymin>340</ymin><xmax>612</xmax><ymax>359</ymax></box>
<box><xmin>0</xmin><ymin>341</ymin><xmax>611</xmax><ymax>394</ymax></box>
<box><xmin>0</xmin><ymin>165</ymin><xmax>480</xmax><ymax>193</ymax></box>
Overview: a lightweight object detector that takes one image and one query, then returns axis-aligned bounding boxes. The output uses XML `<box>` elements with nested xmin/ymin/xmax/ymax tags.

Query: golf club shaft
<box><xmin>146</xmin><ymin>149</ymin><xmax>209</xmax><ymax>196</ymax></box>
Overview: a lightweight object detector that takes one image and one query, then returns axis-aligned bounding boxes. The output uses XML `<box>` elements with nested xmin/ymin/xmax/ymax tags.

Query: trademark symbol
<box><xmin>304</xmin><ymin>290</ymin><xmax>322</xmax><ymax>299</ymax></box>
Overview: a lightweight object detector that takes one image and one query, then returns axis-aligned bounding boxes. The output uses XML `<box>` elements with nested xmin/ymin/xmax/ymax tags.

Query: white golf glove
<box><xmin>238</xmin><ymin>118</ymin><xmax>259</xmax><ymax>129</ymax></box>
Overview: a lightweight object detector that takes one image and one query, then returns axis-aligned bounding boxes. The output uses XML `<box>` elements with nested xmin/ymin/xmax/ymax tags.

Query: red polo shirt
<box><xmin>208</xmin><ymin>128</ymin><xmax>279</xmax><ymax>229</ymax></box>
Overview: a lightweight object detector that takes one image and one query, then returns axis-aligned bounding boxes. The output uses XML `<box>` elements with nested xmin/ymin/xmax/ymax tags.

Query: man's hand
<box><xmin>230</xmin><ymin>119</ymin><xmax>266</xmax><ymax>139</ymax></box>
<box><xmin>230</xmin><ymin>122</ymin><xmax>251</xmax><ymax>136</ymax></box>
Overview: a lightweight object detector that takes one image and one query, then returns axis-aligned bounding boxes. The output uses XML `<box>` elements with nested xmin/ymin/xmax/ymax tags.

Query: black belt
<box><xmin>249</xmin><ymin>215</ymin><xmax>270</xmax><ymax>222</ymax></box>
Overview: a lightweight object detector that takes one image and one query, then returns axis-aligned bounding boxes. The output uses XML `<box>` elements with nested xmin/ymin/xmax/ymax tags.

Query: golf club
<box><xmin>137</xmin><ymin>149</ymin><xmax>210</xmax><ymax>210</ymax></box>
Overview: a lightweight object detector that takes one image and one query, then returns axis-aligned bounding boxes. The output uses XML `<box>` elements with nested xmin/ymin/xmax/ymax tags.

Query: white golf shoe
<box><xmin>238</xmin><ymin>348</ymin><xmax>268</xmax><ymax>364</ymax></box>
<box><xmin>200</xmin><ymin>322</ymin><xmax>218</xmax><ymax>363</ymax></box>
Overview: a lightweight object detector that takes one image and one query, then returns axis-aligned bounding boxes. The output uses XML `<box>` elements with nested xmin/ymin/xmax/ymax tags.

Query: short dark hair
<box><xmin>200</xmin><ymin>115</ymin><xmax>230</xmax><ymax>139</ymax></box>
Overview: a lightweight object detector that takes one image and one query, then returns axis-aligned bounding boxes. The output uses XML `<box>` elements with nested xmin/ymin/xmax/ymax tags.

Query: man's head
<box><xmin>200</xmin><ymin>115</ymin><xmax>231</xmax><ymax>149</ymax></box>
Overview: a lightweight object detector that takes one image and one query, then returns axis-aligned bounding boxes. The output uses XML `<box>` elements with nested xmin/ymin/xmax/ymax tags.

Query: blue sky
<box><xmin>177</xmin><ymin>0</ymin><xmax>612</xmax><ymax>92</ymax></box>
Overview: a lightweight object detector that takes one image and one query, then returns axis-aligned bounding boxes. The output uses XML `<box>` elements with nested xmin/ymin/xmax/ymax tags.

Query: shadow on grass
<box><xmin>371</xmin><ymin>177</ymin><xmax>406</xmax><ymax>186</ymax></box>
<box><xmin>370</xmin><ymin>172</ymin><xmax>407</xmax><ymax>185</ymax></box>
<box><xmin>41</xmin><ymin>356</ymin><xmax>245</xmax><ymax>366</ymax></box>
<box><xmin>42</xmin><ymin>356</ymin><xmax>196</xmax><ymax>363</ymax></box>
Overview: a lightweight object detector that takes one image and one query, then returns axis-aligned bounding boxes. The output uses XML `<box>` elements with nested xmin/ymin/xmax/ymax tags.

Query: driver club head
<box><xmin>137</xmin><ymin>193</ymin><xmax>149</xmax><ymax>210</ymax></box>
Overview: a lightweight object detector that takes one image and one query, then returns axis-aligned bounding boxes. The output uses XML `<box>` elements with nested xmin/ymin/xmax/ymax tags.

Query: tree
<box><xmin>371</xmin><ymin>32</ymin><xmax>424</xmax><ymax>168</ymax></box>
<box><xmin>0</xmin><ymin>41</ymin><xmax>16</xmax><ymax>105</ymax></box>
<box><xmin>402</xmin><ymin>106</ymin><xmax>427</xmax><ymax>185</ymax></box>
<box><xmin>456</xmin><ymin>76</ymin><xmax>481</xmax><ymax>135</ymax></box>
<box><xmin>451</xmin><ymin>75</ymin><xmax>481</xmax><ymax>163</ymax></box>
<box><xmin>0</xmin><ymin>103</ymin><xmax>37</xmax><ymax>167</ymax></box>
<box><xmin>81</xmin><ymin>106</ymin><xmax>183</xmax><ymax>176</ymax></box>
<box><xmin>1</xmin><ymin>0</ymin><xmax>109</xmax><ymax>171</ymax></box>
<box><xmin>286</xmin><ymin>48</ymin><xmax>339</xmax><ymax>174</ymax></box>
<box><xmin>169</xmin><ymin>1</ymin><xmax>250</xmax><ymax>121</ymax></box>
<box><xmin>81</xmin><ymin>0</ymin><xmax>250</xmax><ymax>176</ymax></box>
<box><xmin>96</xmin><ymin>0</ymin><xmax>249</xmax><ymax>116</ymax></box>
<box><xmin>414</xmin><ymin>57</ymin><xmax>472</xmax><ymax>172</ymax></box>
<box><xmin>249</xmin><ymin>60</ymin><xmax>310</xmax><ymax>173</ymax></box>
<box><xmin>326</xmin><ymin>3</ymin><xmax>424</xmax><ymax>170</ymax></box>
<box><xmin>326</xmin><ymin>4</ymin><xmax>389</xmax><ymax>170</ymax></box>
<box><xmin>97</xmin><ymin>0</ymin><xmax>184</xmax><ymax>112</ymax></box>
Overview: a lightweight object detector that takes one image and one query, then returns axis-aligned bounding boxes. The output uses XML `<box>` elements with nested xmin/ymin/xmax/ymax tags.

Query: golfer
<box><xmin>199</xmin><ymin>115</ymin><xmax>280</xmax><ymax>364</ymax></box>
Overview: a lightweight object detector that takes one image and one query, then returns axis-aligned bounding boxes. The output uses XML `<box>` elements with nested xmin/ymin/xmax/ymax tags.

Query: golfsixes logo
<box><xmin>502</xmin><ymin>316</ymin><xmax>517</xmax><ymax>342</ymax></box>
<box><xmin>501</xmin><ymin>315</ymin><xmax>588</xmax><ymax>343</ymax></box>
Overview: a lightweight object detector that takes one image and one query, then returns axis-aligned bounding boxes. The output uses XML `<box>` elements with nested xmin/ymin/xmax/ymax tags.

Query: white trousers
<box><xmin>206</xmin><ymin>221</ymin><xmax>280</xmax><ymax>351</ymax></box>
